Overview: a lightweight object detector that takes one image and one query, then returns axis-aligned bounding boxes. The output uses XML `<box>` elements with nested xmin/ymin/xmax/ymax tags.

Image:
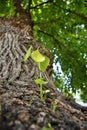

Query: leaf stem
<box><xmin>40</xmin><ymin>84</ymin><xmax>43</xmax><ymax>100</ymax></box>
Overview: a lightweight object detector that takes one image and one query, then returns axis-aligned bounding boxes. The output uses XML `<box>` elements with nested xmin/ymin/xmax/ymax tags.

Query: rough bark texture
<box><xmin>0</xmin><ymin>18</ymin><xmax>87</xmax><ymax>130</ymax></box>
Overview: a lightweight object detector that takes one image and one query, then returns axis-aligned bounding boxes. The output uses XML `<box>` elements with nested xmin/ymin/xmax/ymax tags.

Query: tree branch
<box><xmin>30</xmin><ymin>0</ymin><xmax>53</xmax><ymax>9</ymax></box>
<box><xmin>68</xmin><ymin>9</ymin><xmax>87</xmax><ymax>21</ymax></box>
<box><xmin>27</xmin><ymin>0</ymin><xmax>34</xmax><ymax>28</ymax></box>
<box><xmin>13</xmin><ymin>0</ymin><xmax>33</xmax><ymax>27</ymax></box>
<box><xmin>53</xmin><ymin>2</ymin><xmax>87</xmax><ymax>22</ymax></box>
<box><xmin>38</xmin><ymin>29</ymin><xmax>82</xmax><ymax>66</ymax></box>
<box><xmin>30</xmin><ymin>1</ymin><xmax>87</xmax><ymax>22</ymax></box>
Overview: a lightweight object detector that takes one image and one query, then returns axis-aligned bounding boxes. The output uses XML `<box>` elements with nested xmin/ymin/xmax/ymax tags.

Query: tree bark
<box><xmin>0</xmin><ymin>17</ymin><xmax>87</xmax><ymax>130</ymax></box>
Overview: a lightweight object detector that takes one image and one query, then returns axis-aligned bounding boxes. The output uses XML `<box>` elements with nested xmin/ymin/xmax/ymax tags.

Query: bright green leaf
<box><xmin>35</xmin><ymin>78</ymin><xmax>48</xmax><ymax>85</ymax></box>
<box><xmin>31</xmin><ymin>50</ymin><xmax>45</xmax><ymax>62</ymax></box>
<box><xmin>24</xmin><ymin>45</ymin><xmax>32</xmax><ymax>62</ymax></box>
<box><xmin>39</xmin><ymin>56</ymin><xmax>50</xmax><ymax>72</ymax></box>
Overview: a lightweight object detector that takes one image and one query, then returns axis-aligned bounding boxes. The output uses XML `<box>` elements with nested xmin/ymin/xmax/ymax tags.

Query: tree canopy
<box><xmin>0</xmin><ymin>0</ymin><xmax>87</xmax><ymax>103</ymax></box>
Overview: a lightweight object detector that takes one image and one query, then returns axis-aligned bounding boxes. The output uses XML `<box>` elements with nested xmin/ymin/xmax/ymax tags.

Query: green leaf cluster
<box><xmin>24</xmin><ymin>46</ymin><xmax>50</xmax><ymax>72</ymax></box>
<box><xmin>24</xmin><ymin>45</ymin><xmax>50</xmax><ymax>100</ymax></box>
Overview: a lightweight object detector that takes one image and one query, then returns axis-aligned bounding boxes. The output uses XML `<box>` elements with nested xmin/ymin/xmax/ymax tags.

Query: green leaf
<box><xmin>31</xmin><ymin>50</ymin><xmax>45</xmax><ymax>62</ymax></box>
<box><xmin>39</xmin><ymin>56</ymin><xmax>50</xmax><ymax>72</ymax></box>
<box><xmin>24</xmin><ymin>45</ymin><xmax>32</xmax><ymax>62</ymax></box>
<box><xmin>35</xmin><ymin>78</ymin><xmax>48</xmax><ymax>85</ymax></box>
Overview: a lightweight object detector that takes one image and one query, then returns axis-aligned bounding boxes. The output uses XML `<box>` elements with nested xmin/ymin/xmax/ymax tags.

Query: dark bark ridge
<box><xmin>0</xmin><ymin>18</ymin><xmax>87</xmax><ymax>130</ymax></box>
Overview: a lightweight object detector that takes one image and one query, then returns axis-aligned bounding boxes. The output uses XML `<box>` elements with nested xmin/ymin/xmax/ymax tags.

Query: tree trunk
<box><xmin>0</xmin><ymin>17</ymin><xmax>87</xmax><ymax>130</ymax></box>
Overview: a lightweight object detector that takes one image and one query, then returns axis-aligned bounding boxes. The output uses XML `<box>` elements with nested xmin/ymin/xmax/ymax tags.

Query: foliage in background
<box><xmin>0</xmin><ymin>0</ymin><xmax>87</xmax><ymax>102</ymax></box>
